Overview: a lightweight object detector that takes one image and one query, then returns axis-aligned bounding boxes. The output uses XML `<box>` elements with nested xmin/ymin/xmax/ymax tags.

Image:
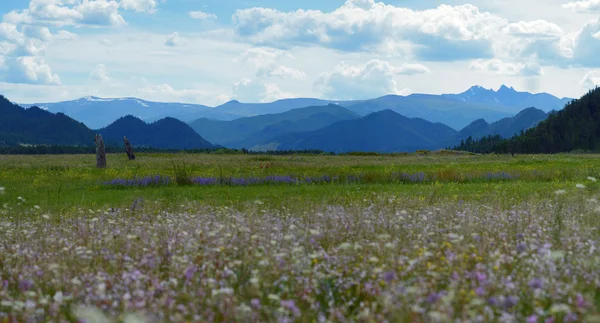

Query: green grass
<box><xmin>1</xmin><ymin>152</ymin><xmax>599</xmax><ymax>214</ymax></box>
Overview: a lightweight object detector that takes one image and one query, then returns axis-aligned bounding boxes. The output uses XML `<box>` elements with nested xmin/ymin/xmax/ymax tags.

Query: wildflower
<box><xmin>517</xmin><ymin>242</ymin><xmax>527</xmax><ymax>253</ymax></box>
<box><xmin>503</xmin><ymin>295</ymin><xmax>519</xmax><ymax>309</ymax></box>
<box><xmin>527</xmin><ymin>315</ymin><xmax>538</xmax><ymax>323</ymax></box>
<box><xmin>554</xmin><ymin>190</ymin><xmax>566</xmax><ymax>195</ymax></box>
<box><xmin>251</xmin><ymin>298</ymin><xmax>261</xmax><ymax>309</ymax></box>
<box><xmin>42</xmin><ymin>214</ymin><xmax>50</xmax><ymax>220</ymax></box>
<box><xmin>528</xmin><ymin>278</ymin><xmax>543</xmax><ymax>289</ymax></box>
<box><xmin>73</xmin><ymin>305</ymin><xmax>111</xmax><ymax>323</ymax></box>
<box><xmin>576</xmin><ymin>184</ymin><xmax>586</xmax><ymax>189</ymax></box>
<box><xmin>0</xmin><ymin>187</ymin><xmax>4</xmax><ymax>194</ymax></box>
<box><xmin>588</xmin><ymin>176</ymin><xmax>597</xmax><ymax>182</ymax></box>
<box><xmin>383</xmin><ymin>271</ymin><xmax>396</xmax><ymax>283</ymax></box>
<box><xmin>281</xmin><ymin>300</ymin><xmax>301</xmax><ymax>316</ymax></box>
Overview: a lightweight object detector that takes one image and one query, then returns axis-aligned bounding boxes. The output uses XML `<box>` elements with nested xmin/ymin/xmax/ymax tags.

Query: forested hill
<box><xmin>454</xmin><ymin>87</ymin><xmax>600</xmax><ymax>154</ymax></box>
<box><xmin>0</xmin><ymin>95</ymin><xmax>94</xmax><ymax>147</ymax></box>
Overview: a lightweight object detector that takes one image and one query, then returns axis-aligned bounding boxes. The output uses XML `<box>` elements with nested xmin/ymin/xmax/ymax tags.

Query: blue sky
<box><xmin>0</xmin><ymin>0</ymin><xmax>599</xmax><ymax>105</ymax></box>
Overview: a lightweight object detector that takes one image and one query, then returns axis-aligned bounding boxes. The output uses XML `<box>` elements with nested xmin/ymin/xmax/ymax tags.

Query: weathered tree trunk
<box><xmin>123</xmin><ymin>136</ymin><xmax>135</xmax><ymax>160</ymax></box>
<box><xmin>95</xmin><ymin>134</ymin><xmax>107</xmax><ymax>168</ymax></box>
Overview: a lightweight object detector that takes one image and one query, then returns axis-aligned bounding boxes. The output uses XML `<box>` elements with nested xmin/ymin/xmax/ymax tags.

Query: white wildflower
<box><xmin>42</xmin><ymin>214</ymin><xmax>50</xmax><ymax>220</ymax></box>
<box><xmin>554</xmin><ymin>189</ymin><xmax>566</xmax><ymax>195</ymax></box>
<box><xmin>588</xmin><ymin>176</ymin><xmax>598</xmax><ymax>182</ymax></box>
<box><xmin>33</xmin><ymin>205</ymin><xmax>40</xmax><ymax>210</ymax></box>
<box><xmin>0</xmin><ymin>187</ymin><xmax>5</xmax><ymax>194</ymax></box>
<box><xmin>576</xmin><ymin>184</ymin><xmax>586</xmax><ymax>189</ymax></box>
<box><xmin>73</xmin><ymin>305</ymin><xmax>111</xmax><ymax>323</ymax></box>
<box><xmin>123</xmin><ymin>313</ymin><xmax>147</xmax><ymax>323</ymax></box>
<box><xmin>53</xmin><ymin>292</ymin><xmax>63</xmax><ymax>304</ymax></box>
<box><xmin>338</xmin><ymin>242</ymin><xmax>352</xmax><ymax>250</ymax></box>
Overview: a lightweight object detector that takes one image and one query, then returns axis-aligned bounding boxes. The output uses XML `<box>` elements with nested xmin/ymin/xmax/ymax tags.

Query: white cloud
<box><xmin>232</xmin><ymin>1</ymin><xmax>508</xmax><ymax>61</ymax></box>
<box><xmin>469</xmin><ymin>59</ymin><xmax>543</xmax><ymax>76</ymax></box>
<box><xmin>120</xmin><ymin>0</ymin><xmax>158</xmax><ymax>13</ymax></box>
<box><xmin>563</xmin><ymin>0</ymin><xmax>600</xmax><ymax>13</ymax></box>
<box><xmin>164</xmin><ymin>32</ymin><xmax>180</xmax><ymax>47</ymax></box>
<box><xmin>54</xmin><ymin>30</ymin><xmax>77</xmax><ymax>40</ymax></box>
<box><xmin>0</xmin><ymin>56</ymin><xmax>61</xmax><ymax>85</ymax></box>
<box><xmin>313</xmin><ymin>59</ymin><xmax>419</xmax><ymax>100</ymax></box>
<box><xmin>258</xmin><ymin>65</ymin><xmax>306</xmax><ymax>79</ymax></box>
<box><xmin>581</xmin><ymin>70</ymin><xmax>600</xmax><ymax>88</ymax></box>
<box><xmin>236</xmin><ymin>47</ymin><xmax>305</xmax><ymax>80</ymax></box>
<box><xmin>189</xmin><ymin>11</ymin><xmax>217</xmax><ymax>20</ymax></box>
<box><xmin>503</xmin><ymin>20</ymin><xmax>563</xmax><ymax>38</ymax></box>
<box><xmin>6</xmin><ymin>0</ymin><xmax>127</xmax><ymax>27</ymax></box>
<box><xmin>137</xmin><ymin>82</ymin><xmax>227</xmax><ymax>105</ymax></box>
<box><xmin>90</xmin><ymin>64</ymin><xmax>110</xmax><ymax>82</ymax></box>
<box><xmin>232</xmin><ymin>78</ymin><xmax>295</xmax><ymax>102</ymax></box>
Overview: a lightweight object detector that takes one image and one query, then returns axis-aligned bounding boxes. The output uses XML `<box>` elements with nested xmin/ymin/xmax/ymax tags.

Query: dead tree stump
<box><xmin>123</xmin><ymin>136</ymin><xmax>135</xmax><ymax>160</ymax></box>
<box><xmin>94</xmin><ymin>134</ymin><xmax>107</xmax><ymax>168</ymax></box>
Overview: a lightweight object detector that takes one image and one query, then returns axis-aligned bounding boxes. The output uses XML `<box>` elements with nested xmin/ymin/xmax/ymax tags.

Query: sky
<box><xmin>1</xmin><ymin>0</ymin><xmax>600</xmax><ymax>105</ymax></box>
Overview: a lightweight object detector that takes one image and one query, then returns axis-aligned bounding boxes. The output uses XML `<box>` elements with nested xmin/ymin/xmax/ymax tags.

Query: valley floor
<box><xmin>1</xmin><ymin>152</ymin><xmax>600</xmax><ymax>321</ymax></box>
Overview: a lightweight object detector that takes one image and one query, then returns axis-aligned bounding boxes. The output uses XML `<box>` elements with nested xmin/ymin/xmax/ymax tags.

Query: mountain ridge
<box><xmin>21</xmin><ymin>85</ymin><xmax>573</xmax><ymax>130</ymax></box>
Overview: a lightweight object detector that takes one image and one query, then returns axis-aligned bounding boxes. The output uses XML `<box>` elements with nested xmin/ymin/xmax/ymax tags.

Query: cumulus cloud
<box><xmin>4</xmin><ymin>0</ymin><xmax>158</xmax><ymax>27</ymax></box>
<box><xmin>164</xmin><ymin>32</ymin><xmax>180</xmax><ymax>47</ymax></box>
<box><xmin>563</xmin><ymin>0</ymin><xmax>600</xmax><ymax>13</ymax></box>
<box><xmin>232</xmin><ymin>78</ymin><xmax>295</xmax><ymax>102</ymax></box>
<box><xmin>258</xmin><ymin>65</ymin><xmax>306</xmax><ymax>80</ymax></box>
<box><xmin>0</xmin><ymin>56</ymin><xmax>61</xmax><ymax>85</ymax></box>
<box><xmin>503</xmin><ymin>20</ymin><xmax>563</xmax><ymax>38</ymax></box>
<box><xmin>120</xmin><ymin>0</ymin><xmax>158</xmax><ymax>13</ymax></box>
<box><xmin>90</xmin><ymin>64</ymin><xmax>110</xmax><ymax>82</ymax></box>
<box><xmin>189</xmin><ymin>11</ymin><xmax>217</xmax><ymax>20</ymax></box>
<box><xmin>232</xmin><ymin>0</ymin><xmax>509</xmax><ymax>61</ymax></box>
<box><xmin>313</xmin><ymin>59</ymin><xmax>421</xmax><ymax>100</ymax></box>
<box><xmin>236</xmin><ymin>47</ymin><xmax>305</xmax><ymax>80</ymax></box>
<box><xmin>581</xmin><ymin>71</ymin><xmax>600</xmax><ymax>88</ymax></box>
<box><xmin>469</xmin><ymin>59</ymin><xmax>543</xmax><ymax>76</ymax></box>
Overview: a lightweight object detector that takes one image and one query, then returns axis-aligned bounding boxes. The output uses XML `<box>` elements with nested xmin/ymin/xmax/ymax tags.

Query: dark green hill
<box><xmin>260</xmin><ymin>109</ymin><xmax>458</xmax><ymax>153</ymax></box>
<box><xmin>0</xmin><ymin>95</ymin><xmax>94</xmax><ymax>147</ymax></box>
<box><xmin>99</xmin><ymin>115</ymin><xmax>214</xmax><ymax>149</ymax></box>
<box><xmin>458</xmin><ymin>107</ymin><xmax>548</xmax><ymax>140</ymax></box>
<box><xmin>454</xmin><ymin>87</ymin><xmax>600</xmax><ymax>154</ymax></box>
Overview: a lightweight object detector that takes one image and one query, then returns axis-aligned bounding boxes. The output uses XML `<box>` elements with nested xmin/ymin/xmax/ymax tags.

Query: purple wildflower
<box><xmin>527</xmin><ymin>315</ymin><xmax>538</xmax><ymax>323</ymax></box>
<box><xmin>383</xmin><ymin>271</ymin><xmax>396</xmax><ymax>283</ymax></box>
<box><xmin>281</xmin><ymin>300</ymin><xmax>301</xmax><ymax>316</ymax></box>
<box><xmin>503</xmin><ymin>295</ymin><xmax>519</xmax><ymax>309</ymax></box>
<box><xmin>476</xmin><ymin>272</ymin><xmax>487</xmax><ymax>282</ymax></box>
<box><xmin>427</xmin><ymin>293</ymin><xmax>441</xmax><ymax>304</ymax></box>
<box><xmin>517</xmin><ymin>242</ymin><xmax>528</xmax><ymax>253</ymax></box>
<box><xmin>528</xmin><ymin>278</ymin><xmax>543</xmax><ymax>290</ymax></box>
<box><xmin>475</xmin><ymin>287</ymin><xmax>485</xmax><ymax>297</ymax></box>
<box><xmin>564</xmin><ymin>312</ymin><xmax>577</xmax><ymax>322</ymax></box>
<box><xmin>18</xmin><ymin>279</ymin><xmax>34</xmax><ymax>291</ymax></box>
<box><xmin>251</xmin><ymin>298</ymin><xmax>261</xmax><ymax>309</ymax></box>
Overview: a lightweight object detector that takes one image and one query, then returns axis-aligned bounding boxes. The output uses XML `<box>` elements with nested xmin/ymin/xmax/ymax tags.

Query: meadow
<box><xmin>2</xmin><ymin>152</ymin><xmax>600</xmax><ymax>322</ymax></box>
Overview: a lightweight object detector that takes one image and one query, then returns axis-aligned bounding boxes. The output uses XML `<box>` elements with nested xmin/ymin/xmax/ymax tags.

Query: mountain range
<box><xmin>21</xmin><ymin>85</ymin><xmax>572</xmax><ymax>130</ymax></box>
<box><xmin>1</xmin><ymin>85</ymin><xmax>573</xmax><ymax>153</ymax></box>
<box><xmin>239</xmin><ymin>107</ymin><xmax>549</xmax><ymax>153</ymax></box>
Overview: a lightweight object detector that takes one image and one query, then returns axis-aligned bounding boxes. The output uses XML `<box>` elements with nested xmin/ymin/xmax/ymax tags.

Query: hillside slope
<box><xmin>0</xmin><ymin>95</ymin><xmax>94</xmax><ymax>147</ymax></box>
<box><xmin>189</xmin><ymin>104</ymin><xmax>359</xmax><ymax>148</ymax></box>
<box><xmin>261</xmin><ymin>110</ymin><xmax>458</xmax><ymax>153</ymax></box>
<box><xmin>99</xmin><ymin>116</ymin><xmax>214</xmax><ymax>149</ymax></box>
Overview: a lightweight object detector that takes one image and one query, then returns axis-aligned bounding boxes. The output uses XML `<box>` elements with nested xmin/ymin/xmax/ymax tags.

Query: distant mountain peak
<box><xmin>498</xmin><ymin>84</ymin><xmax>515</xmax><ymax>92</ymax></box>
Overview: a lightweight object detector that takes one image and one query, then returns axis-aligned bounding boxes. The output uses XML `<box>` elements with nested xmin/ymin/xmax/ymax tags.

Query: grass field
<box><xmin>2</xmin><ymin>152</ymin><xmax>600</xmax><ymax>322</ymax></box>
